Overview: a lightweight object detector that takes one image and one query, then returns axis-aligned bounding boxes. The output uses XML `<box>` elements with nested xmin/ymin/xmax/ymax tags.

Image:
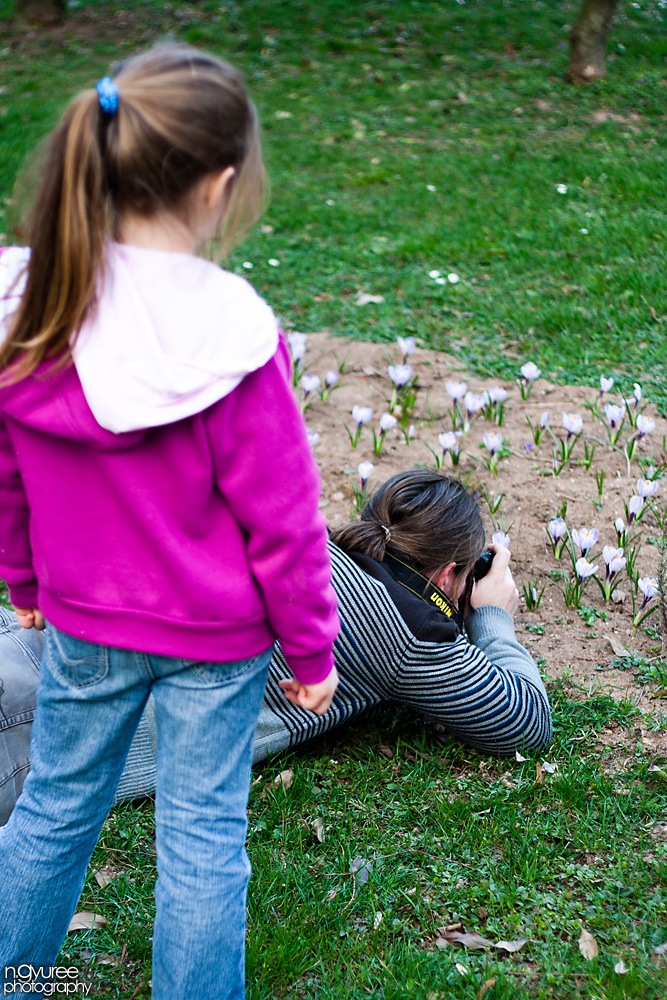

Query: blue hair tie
<box><xmin>96</xmin><ymin>77</ymin><xmax>119</xmax><ymax>116</ymax></box>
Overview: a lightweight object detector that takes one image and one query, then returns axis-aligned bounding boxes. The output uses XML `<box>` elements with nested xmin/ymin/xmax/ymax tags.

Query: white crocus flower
<box><xmin>387</xmin><ymin>364</ymin><xmax>412</xmax><ymax>387</ymax></box>
<box><xmin>288</xmin><ymin>332</ymin><xmax>307</xmax><ymax>363</ymax></box>
<box><xmin>397</xmin><ymin>336</ymin><xmax>416</xmax><ymax>362</ymax></box>
<box><xmin>575</xmin><ymin>558</ymin><xmax>598</xmax><ymax>582</ymax></box>
<box><xmin>548</xmin><ymin>517</ymin><xmax>567</xmax><ymax>540</ymax></box>
<box><xmin>439</xmin><ymin>431</ymin><xmax>458</xmax><ymax>453</ymax></box>
<box><xmin>633</xmin><ymin>383</ymin><xmax>642</xmax><ymax>405</ymax></box>
<box><xmin>609</xmin><ymin>555</ymin><xmax>626</xmax><ymax>576</ymax></box>
<box><xmin>604</xmin><ymin>403</ymin><xmax>624</xmax><ymax>427</ymax></box>
<box><xmin>571</xmin><ymin>527</ymin><xmax>598</xmax><ymax>555</ymax></box>
<box><xmin>487</xmin><ymin>386</ymin><xmax>508</xmax><ymax>404</ymax></box>
<box><xmin>628</xmin><ymin>495</ymin><xmax>644</xmax><ymax>525</ymax></box>
<box><xmin>357</xmin><ymin>461</ymin><xmax>374</xmax><ymax>489</ymax></box>
<box><xmin>352</xmin><ymin>405</ymin><xmax>373</xmax><ymax>428</ymax></box>
<box><xmin>636</xmin><ymin>414</ymin><xmax>655</xmax><ymax>437</ymax></box>
<box><xmin>446</xmin><ymin>380</ymin><xmax>467</xmax><ymax>401</ymax></box>
<box><xmin>602</xmin><ymin>545</ymin><xmax>623</xmax><ymax>566</ymax></box>
<box><xmin>464</xmin><ymin>391</ymin><xmax>484</xmax><ymax>415</ymax></box>
<box><xmin>306</xmin><ymin>429</ymin><xmax>320</xmax><ymax>448</ymax></box>
<box><xmin>562</xmin><ymin>413</ymin><xmax>583</xmax><ymax>436</ymax></box>
<box><xmin>638</xmin><ymin>577</ymin><xmax>659</xmax><ymax>604</ymax></box>
<box><xmin>483</xmin><ymin>432</ymin><xmax>504</xmax><ymax>455</ymax></box>
<box><xmin>636</xmin><ymin>479</ymin><xmax>658</xmax><ymax>499</ymax></box>
<box><xmin>600</xmin><ymin>375</ymin><xmax>614</xmax><ymax>393</ymax></box>
<box><xmin>614</xmin><ymin>517</ymin><xmax>625</xmax><ymax>540</ymax></box>
<box><xmin>325</xmin><ymin>370</ymin><xmax>339</xmax><ymax>387</ymax></box>
<box><xmin>300</xmin><ymin>373</ymin><xmax>321</xmax><ymax>395</ymax></box>
<box><xmin>629</xmin><ymin>495</ymin><xmax>644</xmax><ymax>515</ymax></box>
<box><xmin>540</xmin><ymin>412</ymin><xmax>551</xmax><ymax>428</ymax></box>
<box><xmin>379</xmin><ymin>412</ymin><xmax>397</xmax><ymax>433</ymax></box>
<box><xmin>520</xmin><ymin>361</ymin><xmax>541</xmax><ymax>382</ymax></box>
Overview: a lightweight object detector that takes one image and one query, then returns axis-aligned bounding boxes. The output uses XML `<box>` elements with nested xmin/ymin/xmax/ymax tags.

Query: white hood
<box><xmin>0</xmin><ymin>247</ymin><xmax>30</xmax><ymax>325</ymax></box>
<box><xmin>0</xmin><ymin>243</ymin><xmax>278</xmax><ymax>434</ymax></box>
<box><xmin>71</xmin><ymin>243</ymin><xmax>279</xmax><ymax>433</ymax></box>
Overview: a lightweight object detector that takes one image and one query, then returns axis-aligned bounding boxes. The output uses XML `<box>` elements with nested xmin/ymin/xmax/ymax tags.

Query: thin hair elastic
<box><xmin>96</xmin><ymin>77</ymin><xmax>119</xmax><ymax>116</ymax></box>
<box><xmin>381</xmin><ymin>525</ymin><xmax>391</xmax><ymax>541</ymax></box>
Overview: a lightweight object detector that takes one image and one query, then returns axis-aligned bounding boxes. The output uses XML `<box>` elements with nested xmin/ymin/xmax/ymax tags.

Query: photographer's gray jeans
<box><xmin>0</xmin><ymin>607</ymin><xmax>158</xmax><ymax>825</ymax></box>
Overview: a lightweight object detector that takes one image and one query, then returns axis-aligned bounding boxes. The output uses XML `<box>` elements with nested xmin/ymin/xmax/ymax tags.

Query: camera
<box><xmin>472</xmin><ymin>547</ymin><xmax>494</xmax><ymax>582</ymax></box>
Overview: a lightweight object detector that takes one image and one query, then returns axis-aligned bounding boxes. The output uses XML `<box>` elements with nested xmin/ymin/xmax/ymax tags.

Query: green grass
<box><xmin>1</xmin><ymin>0</ymin><xmax>667</xmax><ymax>406</ymax></box>
<box><xmin>62</xmin><ymin>685</ymin><xmax>667</xmax><ymax>999</ymax></box>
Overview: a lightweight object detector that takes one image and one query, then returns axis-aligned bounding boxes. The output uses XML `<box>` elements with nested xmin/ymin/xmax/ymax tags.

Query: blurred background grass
<box><xmin>1</xmin><ymin>0</ymin><xmax>666</xmax><ymax>407</ymax></box>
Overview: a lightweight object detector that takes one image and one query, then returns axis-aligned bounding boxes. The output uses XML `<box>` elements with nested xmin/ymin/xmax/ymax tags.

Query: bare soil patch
<box><xmin>301</xmin><ymin>333</ymin><xmax>667</xmax><ymax>716</ymax></box>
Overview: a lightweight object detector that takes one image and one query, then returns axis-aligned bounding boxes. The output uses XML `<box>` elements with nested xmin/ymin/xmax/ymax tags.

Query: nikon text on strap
<box><xmin>382</xmin><ymin>551</ymin><xmax>457</xmax><ymax>619</ymax></box>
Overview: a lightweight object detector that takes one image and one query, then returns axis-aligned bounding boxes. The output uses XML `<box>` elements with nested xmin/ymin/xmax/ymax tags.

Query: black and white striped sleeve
<box><xmin>391</xmin><ymin>604</ymin><xmax>553</xmax><ymax>757</ymax></box>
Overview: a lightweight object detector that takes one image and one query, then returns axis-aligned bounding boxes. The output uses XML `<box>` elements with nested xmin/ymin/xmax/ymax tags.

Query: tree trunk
<box><xmin>14</xmin><ymin>0</ymin><xmax>66</xmax><ymax>26</ymax></box>
<box><xmin>566</xmin><ymin>0</ymin><xmax>618</xmax><ymax>83</ymax></box>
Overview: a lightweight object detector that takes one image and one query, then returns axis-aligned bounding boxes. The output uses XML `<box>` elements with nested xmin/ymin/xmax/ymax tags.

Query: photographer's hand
<box><xmin>279</xmin><ymin>664</ymin><xmax>339</xmax><ymax>715</ymax></box>
<box><xmin>470</xmin><ymin>545</ymin><xmax>519</xmax><ymax>617</ymax></box>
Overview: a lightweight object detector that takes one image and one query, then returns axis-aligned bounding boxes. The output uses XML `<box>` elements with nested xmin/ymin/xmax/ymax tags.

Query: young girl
<box><xmin>0</xmin><ymin>44</ymin><xmax>339</xmax><ymax>997</ymax></box>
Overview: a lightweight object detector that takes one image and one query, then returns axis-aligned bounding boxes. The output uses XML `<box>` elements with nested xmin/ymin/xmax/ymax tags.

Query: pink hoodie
<box><xmin>0</xmin><ymin>246</ymin><xmax>338</xmax><ymax>684</ymax></box>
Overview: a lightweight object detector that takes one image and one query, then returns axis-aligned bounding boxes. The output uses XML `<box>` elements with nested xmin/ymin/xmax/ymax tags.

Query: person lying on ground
<box><xmin>1</xmin><ymin>470</ymin><xmax>552</xmax><ymax>824</ymax></box>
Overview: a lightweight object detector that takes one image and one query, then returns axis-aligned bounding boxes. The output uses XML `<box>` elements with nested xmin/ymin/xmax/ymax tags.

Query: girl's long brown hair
<box><xmin>0</xmin><ymin>44</ymin><xmax>264</xmax><ymax>384</ymax></box>
<box><xmin>331</xmin><ymin>469</ymin><xmax>486</xmax><ymax>587</ymax></box>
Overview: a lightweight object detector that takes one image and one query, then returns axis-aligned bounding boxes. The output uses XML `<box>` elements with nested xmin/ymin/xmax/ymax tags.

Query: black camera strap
<box><xmin>382</xmin><ymin>551</ymin><xmax>457</xmax><ymax>620</ymax></box>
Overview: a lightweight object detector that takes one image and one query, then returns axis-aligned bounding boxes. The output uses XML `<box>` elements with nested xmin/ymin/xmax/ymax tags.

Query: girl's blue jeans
<box><xmin>0</xmin><ymin>625</ymin><xmax>273</xmax><ymax>999</ymax></box>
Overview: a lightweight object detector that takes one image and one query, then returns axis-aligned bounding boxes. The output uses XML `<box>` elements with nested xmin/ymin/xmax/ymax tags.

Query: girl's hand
<box><xmin>279</xmin><ymin>665</ymin><xmax>339</xmax><ymax>715</ymax></box>
<box><xmin>470</xmin><ymin>545</ymin><xmax>519</xmax><ymax>617</ymax></box>
<box><xmin>14</xmin><ymin>607</ymin><xmax>46</xmax><ymax>630</ymax></box>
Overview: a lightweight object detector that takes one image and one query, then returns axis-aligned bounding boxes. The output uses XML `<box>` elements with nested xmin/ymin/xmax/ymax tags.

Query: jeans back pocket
<box><xmin>48</xmin><ymin>629</ymin><xmax>110</xmax><ymax>688</ymax></box>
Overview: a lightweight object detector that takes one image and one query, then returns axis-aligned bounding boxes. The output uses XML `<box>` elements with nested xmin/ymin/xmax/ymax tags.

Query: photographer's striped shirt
<box><xmin>252</xmin><ymin>541</ymin><xmax>552</xmax><ymax>762</ymax></box>
<box><xmin>114</xmin><ymin>542</ymin><xmax>552</xmax><ymax>803</ymax></box>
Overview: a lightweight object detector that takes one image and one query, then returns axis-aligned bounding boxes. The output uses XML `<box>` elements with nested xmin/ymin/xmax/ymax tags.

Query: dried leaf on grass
<box><xmin>350</xmin><ymin>856</ymin><xmax>372</xmax><ymax>886</ymax></box>
<box><xmin>614</xmin><ymin>959</ymin><xmax>629</xmax><ymax>975</ymax></box>
<box><xmin>607</xmin><ymin>635</ymin><xmax>630</xmax><ymax>657</ymax></box>
<box><xmin>515</xmin><ymin>751</ymin><xmax>528</xmax><ymax>762</ymax></box>
<box><xmin>495</xmin><ymin>938</ymin><xmax>528</xmax><ymax>953</ymax></box>
<box><xmin>534</xmin><ymin>761</ymin><xmax>544</xmax><ymax>785</ymax></box>
<box><xmin>68</xmin><ymin>911</ymin><xmax>108</xmax><ymax>932</ymax></box>
<box><xmin>648</xmin><ymin>764</ymin><xmax>667</xmax><ymax>784</ymax></box>
<box><xmin>355</xmin><ymin>291</ymin><xmax>385</xmax><ymax>306</ymax></box>
<box><xmin>274</xmin><ymin>769</ymin><xmax>294</xmax><ymax>790</ymax></box>
<box><xmin>654</xmin><ymin>942</ymin><xmax>667</xmax><ymax>956</ymax></box>
<box><xmin>312</xmin><ymin>817</ymin><xmax>325</xmax><ymax>842</ymax></box>
<box><xmin>94</xmin><ymin>864</ymin><xmax>120</xmax><ymax>889</ymax></box>
<box><xmin>477</xmin><ymin>979</ymin><xmax>497</xmax><ymax>1000</ymax></box>
<box><xmin>435</xmin><ymin>926</ymin><xmax>526</xmax><ymax>953</ymax></box>
<box><xmin>578</xmin><ymin>927</ymin><xmax>599</xmax><ymax>960</ymax></box>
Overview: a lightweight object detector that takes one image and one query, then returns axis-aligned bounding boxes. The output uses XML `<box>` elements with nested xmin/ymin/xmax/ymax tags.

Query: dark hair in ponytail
<box><xmin>0</xmin><ymin>43</ymin><xmax>264</xmax><ymax>384</ymax></box>
<box><xmin>331</xmin><ymin>470</ymin><xmax>486</xmax><ymax>584</ymax></box>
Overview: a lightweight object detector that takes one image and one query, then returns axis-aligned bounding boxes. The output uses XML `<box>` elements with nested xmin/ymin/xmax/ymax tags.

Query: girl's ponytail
<box><xmin>1</xmin><ymin>44</ymin><xmax>264</xmax><ymax>385</ymax></box>
<box><xmin>0</xmin><ymin>89</ymin><xmax>107</xmax><ymax>382</ymax></box>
